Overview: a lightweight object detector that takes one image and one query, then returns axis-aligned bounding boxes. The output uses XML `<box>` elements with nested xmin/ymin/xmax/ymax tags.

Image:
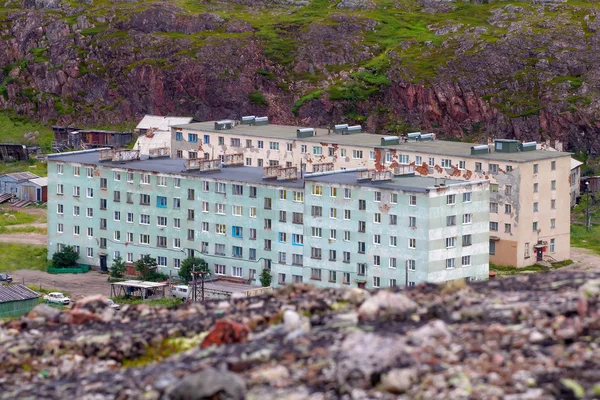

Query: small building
<box><xmin>109</xmin><ymin>280</ymin><xmax>168</xmax><ymax>300</ymax></box>
<box><xmin>0</xmin><ymin>285</ymin><xmax>41</xmax><ymax>318</ymax></box>
<box><xmin>52</xmin><ymin>127</ymin><xmax>133</xmax><ymax>150</ymax></box>
<box><xmin>134</xmin><ymin>115</ymin><xmax>195</xmax><ymax>156</ymax></box>
<box><xmin>0</xmin><ymin>144</ymin><xmax>29</xmax><ymax>162</ymax></box>
<box><xmin>0</xmin><ymin>172</ymin><xmax>39</xmax><ymax>198</ymax></box>
<box><xmin>571</xmin><ymin>158</ymin><xmax>583</xmax><ymax>206</ymax></box>
<box><xmin>18</xmin><ymin>177</ymin><xmax>48</xmax><ymax>202</ymax></box>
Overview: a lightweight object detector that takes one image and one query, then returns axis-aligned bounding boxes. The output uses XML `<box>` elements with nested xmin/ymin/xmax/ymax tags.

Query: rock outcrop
<box><xmin>2</xmin><ymin>271</ymin><xmax>600</xmax><ymax>399</ymax></box>
<box><xmin>1</xmin><ymin>0</ymin><xmax>599</xmax><ymax>152</ymax></box>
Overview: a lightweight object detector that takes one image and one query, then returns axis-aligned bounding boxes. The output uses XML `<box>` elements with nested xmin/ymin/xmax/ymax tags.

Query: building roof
<box><xmin>25</xmin><ymin>177</ymin><xmax>48</xmax><ymax>187</ymax></box>
<box><xmin>48</xmin><ymin>150</ymin><xmax>484</xmax><ymax>192</ymax></box>
<box><xmin>136</xmin><ymin>115</ymin><xmax>194</xmax><ymax>133</ymax></box>
<box><xmin>173</xmin><ymin>121</ymin><xmax>572</xmax><ymax>163</ymax></box>
<box><xmin>0</xmin><ymin>284</ymin><xmax>40</xmax><ymax>302</ymax></box>
<box><xmin>133</xmin><ymin>131</ymin><xmax>171</xmax><ymax>155</ymax></box>
<box><xmin>1</xmin><ymin>172</ymin><xmax>39</xmax><ymax>181</ymax></box>
<box><xmin>571</xmin><ymin>158</ymin><xmax>583</xmax><ymax>170</ymax></box>
<box><xmin>110</xmin><ymin>280</ymin><xmax>169</xmax><ymax>289</ymax></box>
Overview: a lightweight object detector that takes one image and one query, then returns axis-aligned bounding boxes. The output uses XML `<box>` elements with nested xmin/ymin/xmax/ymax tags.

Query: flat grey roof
<box><xmin>0</xmin><ymin>284</ymin><xmax>40</xmax><ymax>302</ymax></box>
<box><xmin>49</xmin><ymin>150</ymin><xmax>480</xmax><ymax>192</ymax></box>
<box><xmin>174</xmin><ymin>121</ymin><xmax>571</xmax><ymax>162</ymax></box>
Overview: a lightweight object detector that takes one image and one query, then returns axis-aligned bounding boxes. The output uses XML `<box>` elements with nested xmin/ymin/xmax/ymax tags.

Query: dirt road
<box><xmin>0</xmin><ymin>234</ymin><xmax>46</xmax><ymax>245</ymax></box>
<box><xmin>563</xmin><ymin>247</ymin><xmax>600</xmax><ymax>272</ymax></box>
<box><xmin>10</xmin><ymin>269</ymin><xmax>110</xmax><ymax>299</ymax></box>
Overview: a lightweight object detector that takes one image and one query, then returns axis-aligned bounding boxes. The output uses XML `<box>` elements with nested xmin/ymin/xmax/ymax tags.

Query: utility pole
<box><xmin>405</xmin><ymin>260</ymin><xmax>408</xmax><ymax>288</ymax></box>
<box><xmin>586</xmin><ymin>182</ymin><xmax>591</xmax><ymax>232</ymax></box>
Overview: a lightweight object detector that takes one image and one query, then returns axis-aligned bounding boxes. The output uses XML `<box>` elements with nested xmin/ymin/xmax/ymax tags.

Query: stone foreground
<box><xmin>2</xmin><ymin>272</ymin><xmax>600</xmax><ymax>399</ymax></box>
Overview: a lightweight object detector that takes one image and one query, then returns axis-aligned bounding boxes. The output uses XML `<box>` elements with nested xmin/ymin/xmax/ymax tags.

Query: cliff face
<box><xmin>1</xmin><ymin>0</ymin><xmax>600</xmax><ymax>152</ymax></box>
<box><xmin>2</xmin><ymin>271</ymin><xmax>600</xmax><ymax>399</ymax></box>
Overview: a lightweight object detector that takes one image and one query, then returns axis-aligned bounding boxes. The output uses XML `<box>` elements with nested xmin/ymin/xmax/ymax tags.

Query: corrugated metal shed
<box><xmin>3</xmin><ymin>172</ymin><xmax>39</xmax><ymax>181</ymax></box>
<box><xmin>0</xmin><ymin>284</ymin><xmax>40</xmax><ymax>302</ymax></box>
<box><xmin>27</xmin><ymin>177</ymin><xmax>48</xmax><ymax>187</ymax></box>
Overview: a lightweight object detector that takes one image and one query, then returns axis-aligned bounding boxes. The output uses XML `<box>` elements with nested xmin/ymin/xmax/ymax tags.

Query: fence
<box><xmin>47</xmin><ymin>265</ymin><xmax>90</xmax><ymax>274</ymax></box>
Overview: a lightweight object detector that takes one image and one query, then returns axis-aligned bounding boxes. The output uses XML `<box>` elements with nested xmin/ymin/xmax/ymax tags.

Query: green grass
<box><xmin>27</xmin><ymin>285</ymin><xmax>70</xmax><ymax>297</ymax></box>
<box><xmin>0</xmin><ymin>226</ymin><xmax>47</xmax><ymax>235</ymax></box>
<box><xmin>110</xmin><ymin>296</ymin><xmax>182</xmax><ymax>307</ymax></box>
<box><xmin>571</xmin><ymin>224</ymin><xmax>600</xmax><ymax>255</ymax></box>
<box><xmin>490</xmin><ymin>260</ymin><xmax>574</xmax><ymax>277</ymax></box>
<box><xmin>0</xmin><ymin>243</ymin><xmax>47</xmax><ymax>272</ymax></box>
<box><xmin>0</xmin><ymin>159</ymin><xmax>48</xmax><ymax>177</ymax></box>
<box><xmin>0</xmin><ymin>111</ymin><xmax>54</xmax><ymax>152</ymax></box>
<box><xmin>0</xmin><ymin>209</ymin><xmax>45</xmax><ymax>226</ymax></box>
<box><xmin>122</xmin><ymin>333</ymin><xmax>207</xmax><ymax>368</ymax></box>
<box><xmin>249</xmin><ymin>91</ymin><xmax>269</xmax><ymax>106</ymax></box>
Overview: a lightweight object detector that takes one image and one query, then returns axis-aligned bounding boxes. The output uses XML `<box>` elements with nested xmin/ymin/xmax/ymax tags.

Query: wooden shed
<box><xmin>0</xmin><ymin>172</ymin><xmax>39</xmax><ymax>197</ymax></box>
<box><xmin>0</xmin><ymin>285</ymin><xmax>40</xmax><ymax>318</ymax></box>
<box><xmin>18</xmin><ymin>177</ymin><xmax>48</xmax><ymax>202</ymax></box>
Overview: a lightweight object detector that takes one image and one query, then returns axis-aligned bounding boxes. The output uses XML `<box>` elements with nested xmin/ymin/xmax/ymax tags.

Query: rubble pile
<box><xmin>2</xmin><ymin>272</ymin><xmax>600</xmax><ymax>399</ymax></box>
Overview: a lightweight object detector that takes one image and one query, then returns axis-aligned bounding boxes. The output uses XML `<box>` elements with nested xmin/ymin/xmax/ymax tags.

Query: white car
<box><xmin>44</xmin><ymin>292</ymin><xmax>71</xmax><ymax>305</ymax></box>
<box><xmin>106</xmin><ymin>299</ymin><xmax>120</xmax><ymax>310</ymax></box>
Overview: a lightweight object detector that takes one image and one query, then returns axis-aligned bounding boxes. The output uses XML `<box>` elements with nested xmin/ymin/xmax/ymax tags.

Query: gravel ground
<box><xmin>9</xmin><ymin>269</ymin><xmax>110</xmax><ymax>299</ymax></box>
<box><xmin>2</xmin><ymin>271</ymin><xmax>600</xmax><ymax>399</ymax></box>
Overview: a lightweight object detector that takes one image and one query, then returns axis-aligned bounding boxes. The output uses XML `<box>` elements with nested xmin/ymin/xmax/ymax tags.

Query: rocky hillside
<box><xmin>2</xmin><ymin>272</ymin><xmax>600</xmax><ymax>399</ymax></box>
<box><xmin>1</xmin><ymin>0</ymin><xmax>600</xmax><ymax>152</ymax></box>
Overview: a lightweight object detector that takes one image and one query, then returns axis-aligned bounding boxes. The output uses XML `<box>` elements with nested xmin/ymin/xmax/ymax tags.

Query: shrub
<box><xmin>179</xmin><ymin>257</ymin><xmax>209</xmax><ymax>283</ymax></box>
<box><xmin>51</xmin><ymin>246</ymin><xmax>79</xmax><ymax>269</ymax></box>
<box><xmin>260</xmin><ymin>268</ymin><xmax>272</xmax><ymax>287</ymax></box>
<box><xmin>134</xmin><ymin>255</ymin><xmax>158</xmax><ymax>281</ymax></box>
<box><xmin>110</xmin><ymin>255</ymin><xmax>126</xmax><ymax>278</ymax></box>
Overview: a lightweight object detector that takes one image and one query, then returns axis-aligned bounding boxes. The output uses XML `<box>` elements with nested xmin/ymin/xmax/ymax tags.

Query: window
<box><xmin>329</xmin><ymin>229</ymin><xmax>337</xmax><ymax>240</ymax></box>
<box><xmin>100</xmin><ymin>178</ymin><xmax>107</xmax><ymax>189</ymax></box>
<box><xmin>140</xmin><ymin>174</ymin><xmax>150</xmax><ymax>185</ymax></box>
<box><xmin>490</xmin><ymin>222</ymin><xmax>498</xmax><ymax>231</ymax></box>
<box><xmin>358</xmin><ymin>221</ymin><xmax>366</xmax><ymax>232</ymax></box>
<box><xmin>248</xmin><ymin>207</ymin><xmax>257</xmax><ymax>218</ymax></box>
<box><xmin>172</xmin><ymin>238</ymin><xmax>181</xmax><ymax>249</ymax></box>
<box><xmin>373</xmin><ymin>277</ymin><xmax>380</xmax><ymax>288</ymax></box>
<box><xmin>359</xmin><ymin>199</ymin><xmax>366</xmax><ymax>210</ymax></box>
<box><xmin>57</xmin><ymin>223</ymin><xmax>63</xmax><ymax>233</ymax></box>
<box><xmin>293</xmin><ymin>191</ymin><xmax>304</xmax><ymax>203</ymax></box>
<box><xmin>374</xmin><ymin>191</ymin><xmax>381</xmax><ymax>202</ymax></box>
<box><xmin>188</xmin><ymin>133</ymin><xmax>198</xmax><ymax>143</ymax></box>
<box><xmin>329</xmin><ymin>250</ymin><xmax>337</xmax><ymax>261</ymax></box>
<box><xmin>389</xmin><ymin>236</ymin><xmax>397</xmax><ymax>247</ymax></box>
<box><xmin>354</xmin><ymin>150</ymin><xmax>364</xmax><ymax>159</ymax></box>
<box><xmin>344</xmin><ymin>209</ymin><xmax>351</xmax><ymax>220</ymax></box>
<box><xmin>390</xmin><ymin>193</ymin><xmax>398</xmax><ymax>204</ymax></box>
<box><xmin>270</xmin><ymin>141</ymin><xmax>280</xmax><ymax>151</ymax></box>
<box><xmin>311</xmin><ymin>227</ymin><xmax>322</xmax><ymax>238</ymax></box>
<box><xmin>202</xmin><ymin>222</ymin><xmax>209</xmax><ymax>232</ymax></box>
<box><xmin>187</xmin><ymin>209</ymin><xmax>195</xmax><ymax>221</ymax></box>
<box><xmin>533</xmin><ymin>164</ymin><xmax>539</xmax><ymax>174</ymax></box>
<box><xmin>233</xmin><ymin>205</ymin><xmax>243</xmax><ymax>216</ymax></box>
<box><xmin>533</xmin><ymin>202</ymin><xmax>539</xmax><ymax>212</ymax></box>
<box><xmin>140</xmin><ymin>194</ymin><xmax>150</xmax><ymax>205</ymax></box>
<box><xmin>489</xmin><ymin>164</ymin><xmax>499</xmax><ymax>174</ymax></box>
<box><xmin>459</xmin><ymin>160</ymin><xmax>466</xmax><ymax>170</ymax></box>
<box><xmin>73</xmin><ymin>225</ymin><xmax>80</xmax><ymax>236</ymax></box>
<box><xmin>127</xmin><ymin>172</ymin><xmax>134</xmax><ymax>183</ymax></box>
<box><xmin>505</xmin><ymin>204</ymin><xmax>512</xmax><ymax>214</ymax></box>
<box><xmin>113</xmin><ymin>191</ymin><xmax>121</xmax><ymax>203</ymax></box>
<box><xmin>156</xmin><ymin>236</ymin><xmax>167</xmax><ymax>248</ymax></box>
<box><xmin>357</xmin><ymin>263</ymin><xmax>367</xmax><ymax>276</ymax></box>
<box><xmin>534</xmin><ymin>183</ymin><xmax>539</xmax><ymax>193</ymax></box>
<box><xmin>86</xmin><ymin>208</ymin><xmax>93</xmax><ymax>218</ymax></box>
<box><xmin>373</xmin><ymin>234</ymin><xmax>381</xmax><ymax>245</ymax></box>
<box><xmin>447</xmin><ymin>194</ymin><xmax>456</xmax><ymax>205</ymax></box>
<box><xmin>57</xmin><ymin>204</ymin><xmax>64</xmax><ymax>214</ymax></box>
<box><xmin>408</xmin><ymin>195</ymin><xmax>417</xmax><ymax>207</ymax></box>
<box><xmin>441</xmin><ymin>158</ymin><xmax>452</xmax><ymax>168</ymax></box>
<box><xmin>86</xmin><ymin>187</ymin><xmax>93</xmax><ymax>198</ymax></box>
<box><xmin>490</xmin><ymin>202</ymin><xmax>498</xmax><ymax>213</ymax></box>
<box><xmin>174</xmin><ymin>218</ymin><xmax>180</xmax><ymax>229</ymax></box>
<box><xmin>87</xmin><ymin>247</ymin><xmax>93</xmax><ymax>258</ymax></box>
<box><xmin>398</xmin><ymin>154</ymin><xmax>409</xmax><ymax>165</ymax></box>
<box><xmin>57</xmin><ymin>184</ymin><xmax>64</xmax><ymax>195</ymax></box>
<box><xmin>461</xmin><ymin>256</ymin><xmax>471</xmax><ymax>267</ymax></box>
<box><xmin>551</xmin><ymin>180</ymin><xmax>556</xmax><ymax>191</ymax></box>
<box><xmin>292</xmin><ymin>234</ymin><xmax>303</xmax><ymax>246</ymax></box>
<box><xmin>406</xmin><ymin>259</ymin><xmax>416</xmax><ymax>271</ymax></box>
<box><xmin>157</xmin><ymin>196</ymin><xmax>167</xmax><ymax>208</ymax></box>
<box><xmin>390</xmin><ymin>214</ymin><xmax>397</xmax><ymax>225</ymax></box>
<box><xmin>489</xmin><ymin>241</ymin><xmax>496</xmax><ymax>255</ymax></box>
<box><xmin>342</xmin><ymin>251</ymin><xmax>351</xmax><ymax>263</ymax></box>
<box><xmin>461</xmin><ymin>213</ymin><xmax>472</xmax><ymax>225</ymax></box>
<box><xmin>506</xmin><ymin>165</ymin><xmax>513</xmax><ymax>172</ymax></box>
<box><xmin>279</xmin><ymin>189</ymin><xmax>287</xmax><ymax>200</ymax></box>
<box><xmin>311</xmin><ymin>268</ymin><xmax>322</xmax><ymax>281</ymax></box>
<box><xmin>86</xmin><ymin>167</ymin><xmax>93</xmax><ymax>178</ymax></box>
<box><xmin>264</xmin><ymin>239</ymin><xmax>272</xmax><ymax>251</ymax></box>
<box><xmin>445</xmin><ymin>258</ymin><xmax>455</xmax><ymax>269</ymax></box>
<box><xmin>428</xmin><ymin>157</ymin><xmax>435</xmax><ymax>167</ymax></box>
<box><xmin>491</xmin><ymin>184</ymin><xmax>498</xmax><ymax>193</ymax></box>
<box><xmin>264</xmin><ymin>219</ymin><xmax>272</xmax><ymax>230</ymax></box>
<box><xmin>385</xmin><ymin>153</ymin><xmax>393</xmax><ymax>163</ymax></box>
<box><xmin>215</xmin><ymin>244</ymin><xmax>225</xmax><ymax>256</ymax></box>
<box><xmin>264</xmin><ymin>198</ymin><xmax>272</xmax><ymax>210</ymax></box>
<box><xmin>188</xmin><ymin>188</ymin><xmax>195</xmax><ymax>200</ymax></box>
<box><xmin>373</xmin><ymin>213</ymin><xmax>381</xmax><ymax>224</ymax></box>
<box><xmin>173</xmin><ymin>178</ymin><xmax>180</xmax><ymax>188</ymax></box>
<box><xmin>409</xmin><ymin>238</ymin><xmax>416</xmax><ymax>249</ymax></box>
<box><xmin>551</xmin><ymin>161</ymin><xmax>556</xmax><ymax>171</ymax></box>
<box><xmin>245</xmin><ymin>158</ymin><xmax>252</xmax><ymax>166</ymax></box>
<box><xmin>446</xmin><ymin>237</ymin><xmax>456</xmax><ymax>248</ymax></box>
<box><xmin>216</xmin><ymin>224</ymin><xmax>226</xmax><ymax>235</ymax></box>
<box><xmin>139</xmin><ymin>234</ymin><xmax>150</xmax><ymax>245</ymax></box>
<box><xmin>505</xmin><ymin>185</ymin><xmax>512</xmax><ymax>196</ymax></box>
<box><xmin>312</xmin><ymin>185</ymin><xmax>322</xmax><ymax>196</ymax></box>
<box><xmin>312</xmin><ymin>146</ymin><xmax>322</xmax><ymax>155</ymax></box>
<box><xmin>462</xmin><ymin>234</ymin><xmax>472</xmax><ymax>246</ymax></box>
<box><xmin>533</xmin><ymin>221</ymin><xmax>538</xmax><ymax>231</ymax></box>
<box><xmin>215</xmin><ymin>264</ymin><xmax>226</xmax><ymax>275</ymax></box>
<box><xmin>551</xmin><ymin>218</ymin><xmax>556</xmax><ymax>229</ymax></box>
<box><xmin>232</xmin><ymin>246</ymin><xmax>243</xmax><ymax>258</ymax></box>
<box><xmin>73</xmin><ymin>206</ymin><xmax>80</xmax><ymax>216</ymax></box>
<box><xmin>126</xmin><ymin>192</ymin><xmax>133</xmax><ymax>204</ymax></box>
<box><xmin>113</xmin><ymin>211</ymin><xmax>121</xmax><ymax>221</ymax></box>
<box><xmin>463</xmin><ymin>192</ymin><xmax>471</xmax><ymax>203</ymax></box>
<box><xmin>446</xmin><ymin>215</ymin><xmax>456</xmax><ymax>226</ymax></box>
<box><xmin>293</xmin><ymin>212</ymin><xmax>303</xmax><ymax>224</ymax></box>
<box><xmin>414</xmin><ymin>155</ymin><xmax>422</xmax><ymax>165</ymax></box>
<box><xmin>311</xmin><ymin>247</ymin><xmax>322</xmax><ymax>259</ymax></box>
<box><xmin>358</xmin><ymin>241</ymin><xmax>366</xmax><ymax>253</ymax></box>
<box><xmin>278</xmin><ymin>232</ymin><xmax>287</xmax><ymax>243</ymax></box>
<box><xmin>140</xmin><ymin>214</ymin><xmax>150</xmax><ymax>225</ymax></box>
<box><xmin>551</xmin><ymin>199</ymin><xmax>556</xmax><ymax>210</ymax></box>
<box><xmin>73</xmin><ymin>186</ymin><xmax>80</xmax><ymax>197</ymax></box>
<box><xmin>550</xmin><ymin>238</ymin><xmax>555</xmax><ymax>253</ymax></box>
<box><xmin>329</xmin><ymin>208</ymin><xmax>337</xmax><ymax>219</ymax></box>
<box><xmin>409</xmin><ymin>216</ymin><xmax>417</xmax><ymax>228</ymax></box>
<box><xmin>311</xmin><ymin>206</ymin><xmax>322</xmax><ymax>217</ymax></box>
<box><xmin>216</xmin><ymin>203</ymin><xmax>226</xmax><ymax>214</ymax></box>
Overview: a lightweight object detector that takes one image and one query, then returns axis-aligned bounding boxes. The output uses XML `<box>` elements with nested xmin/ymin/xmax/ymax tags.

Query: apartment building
<box><xmin>46</xmin><ymin>149</ymin><xmax>489</xmax><ymax>289</ymax></box>
<box><xmin>171</xmin><ymin>119</ymin><xmax>572</xmax><ymax>267</ymax></box>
